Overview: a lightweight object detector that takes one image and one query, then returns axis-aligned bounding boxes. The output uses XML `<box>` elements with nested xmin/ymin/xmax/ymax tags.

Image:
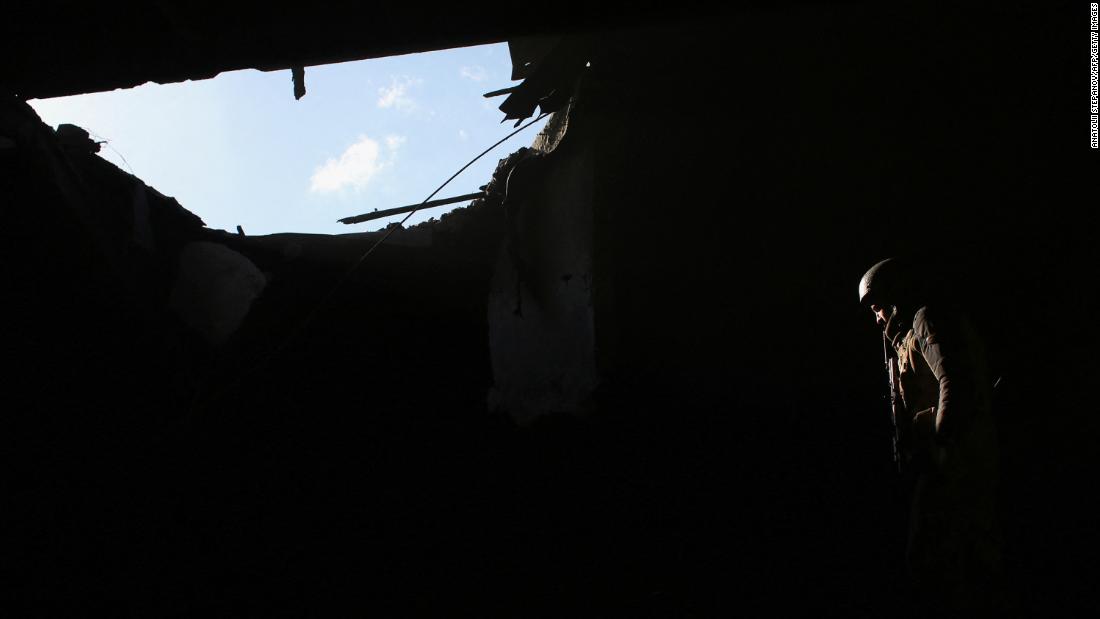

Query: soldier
<box><xmin>859</xmin><ymin>258</ymin><xmax>1012</xmax><ymax>616</ymax></box>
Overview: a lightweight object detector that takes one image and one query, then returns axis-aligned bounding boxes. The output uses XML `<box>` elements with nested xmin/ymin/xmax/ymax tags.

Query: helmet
<box><xmin>858</xmin><ymin>257</ymin><xmax>911</xmax><ymax>308</ymax></box>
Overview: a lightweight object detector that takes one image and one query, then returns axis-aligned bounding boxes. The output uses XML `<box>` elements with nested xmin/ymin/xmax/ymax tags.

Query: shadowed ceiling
<box><xmin>4</xmin><ymin>1</ymin><xmax>740</xmax><ymax>99</ymax></box>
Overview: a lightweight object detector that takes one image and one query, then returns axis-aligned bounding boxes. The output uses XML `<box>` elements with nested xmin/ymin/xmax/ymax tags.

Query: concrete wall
<box><xmin>488</xmin><ymin>107</ymin><xmax>598</xmax><ymax>424</ymax></box>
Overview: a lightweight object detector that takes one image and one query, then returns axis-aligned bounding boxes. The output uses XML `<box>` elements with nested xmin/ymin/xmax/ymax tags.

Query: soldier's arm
<box><xmin>913</xmin><ymin>307</ymin><xmax>977</xmax><ymax>445</ymax></box>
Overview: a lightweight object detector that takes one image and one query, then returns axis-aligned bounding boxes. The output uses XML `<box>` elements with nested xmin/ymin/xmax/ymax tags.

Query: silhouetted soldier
<box><xmin>859</xmin><ymin>258</ymin><xmax>1013</xmax><ymax>616</ymax></box>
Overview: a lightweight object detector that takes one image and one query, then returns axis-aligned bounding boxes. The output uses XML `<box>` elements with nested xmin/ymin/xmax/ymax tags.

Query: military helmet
<box><xmin>858</xmin><ymin>257</ymin><xmax>908</xmax><ymax>308</ymax></box>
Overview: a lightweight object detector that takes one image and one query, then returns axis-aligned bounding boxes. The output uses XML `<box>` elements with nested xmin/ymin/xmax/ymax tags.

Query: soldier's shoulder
<box><xmin>913</xmin><ymin>303</ymin><xmax>972</xmax><ymax>342</ymax></box>
<box><xmin>913</xmin><ymin>303</ymin><xmax>960</xmax><ymax>325</ymax></box>
<box><xmin>912</xmin><ymin>306</ymin><xmax>936</xmax><ymax>331</ymax></box>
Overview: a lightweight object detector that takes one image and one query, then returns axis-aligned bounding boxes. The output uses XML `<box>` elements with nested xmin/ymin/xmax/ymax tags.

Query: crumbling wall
<box><xmin>168</xmin><ymin>241</ymin><xmax>267</xmax><ymax>346</ymax></box>
<box><xmin>3</xmin><ymin>93</ymin><xmax>509</xmax><ymax>616</ymax></box>
<box><xmin>487</xmin><ymin>106</ymin><xmax>598</xmax><ymax>424</ymax></box>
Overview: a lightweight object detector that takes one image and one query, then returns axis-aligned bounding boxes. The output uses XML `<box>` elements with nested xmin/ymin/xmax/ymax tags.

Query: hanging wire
<box><xmin>280</xmin><ymin>112</ymin><xmax>550</xmax><ymax>352</ymax></box>
<box><xmin>86</xmin><ymin>129</ymin><xmax>136</xmax><ymax>176</ymax></box>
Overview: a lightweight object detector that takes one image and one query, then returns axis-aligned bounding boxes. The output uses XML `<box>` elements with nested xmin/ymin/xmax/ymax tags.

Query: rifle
<box><xmin>883</xmin><ymin>334</ymin><xmax>904</xmax><ymax>473</ymax></box>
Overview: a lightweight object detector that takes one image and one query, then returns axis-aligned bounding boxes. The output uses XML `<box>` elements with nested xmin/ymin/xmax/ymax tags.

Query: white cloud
<box><xmin>377</xmin><ymin>77</ymin><xmax>422</xmax><ymax>111</ymax></box>
<box><xmin>458</xmin><ymin>129</ymin><xmax>468</xmax><ymax>141</ymax></box>
<box><xmin>385</xmin><ymin>134</ymin><xmax>406</xmax><ymax>151</ymax></box>
<box><xmin>460</xmin><ymin>65</ymin><xmax>489</xmax><ymax>82</ymax></box>
<box><xmin>310</xmin><ymin>135</ymin><xmax>388</xmax><ymax>193</ymax></box>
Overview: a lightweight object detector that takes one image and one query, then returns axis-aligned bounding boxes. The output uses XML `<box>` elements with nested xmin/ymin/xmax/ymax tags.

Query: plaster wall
<box><xmin>487</xmin><ymin>112</ymin><xmax>597</xmax><ymax>424</ymax></box>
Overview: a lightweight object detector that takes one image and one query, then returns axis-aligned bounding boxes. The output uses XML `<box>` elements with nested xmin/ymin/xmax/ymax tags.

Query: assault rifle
<box><xmin>883</xmin><ymin>334</ymin><xmax>905</xmax><ymax>473</ymax></box>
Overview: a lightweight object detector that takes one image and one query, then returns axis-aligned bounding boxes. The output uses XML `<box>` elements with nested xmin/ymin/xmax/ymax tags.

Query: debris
<box><xmin>168</xmin><ymin>241</ymin><xmax>267</xmax><ymax>346</ymax></box>
<box><xmin>338</xmin><ymin>192</ymin><xmax>483</xmax><ymax>225</ymax></box>
<box><xmin>493</xmin><ymin>37</ymin><xmax>590</xmax><ymax>125</ymax></box>
<box><xmin>292</xmin><ymin>66</ymin><xmax>306</xmax><ymax>100</ymax></box>
<box><xmin>56</xmin><ymin>124</ymin><xmax>101</xmax><ymax>154</ymax></box>
<box><xmin>483</xmin><ymin>86</ymin><xmax>517</xmax><ymax>98</ymax></box>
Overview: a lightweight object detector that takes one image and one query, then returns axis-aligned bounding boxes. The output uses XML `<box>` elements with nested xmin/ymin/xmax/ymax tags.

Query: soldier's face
<box><xmin>870</xmin><ymin>303</ymin><xmax>890</xmax><ymax>330</ymax></box>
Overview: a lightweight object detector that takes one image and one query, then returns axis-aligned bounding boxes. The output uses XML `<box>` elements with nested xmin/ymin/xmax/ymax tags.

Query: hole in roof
<box><xmin>28</xmin><ymin>42</ymin><xmax>549</xmax><ymax>236</ymax></box>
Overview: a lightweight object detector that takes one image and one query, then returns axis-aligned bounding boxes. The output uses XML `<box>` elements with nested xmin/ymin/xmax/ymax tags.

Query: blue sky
<box><xmin>28</xmin><ymin>43</ymin><xmax>546</xmax><ymax>235</ymax></box>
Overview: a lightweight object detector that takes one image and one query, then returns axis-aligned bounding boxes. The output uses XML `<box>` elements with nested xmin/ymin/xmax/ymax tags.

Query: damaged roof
<box><xmin>3</xmin><ymin>2</ymin><xmax>735</xmax><ymax>100</ymax></box>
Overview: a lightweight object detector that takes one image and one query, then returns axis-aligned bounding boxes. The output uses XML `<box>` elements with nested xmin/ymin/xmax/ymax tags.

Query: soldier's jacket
<box><xmin>891</xmin><ymin>305</ymin><xmax>997</xmax><ymax>483</ymax></box>
<box><xmin>890</xmin><ymin>305</ymin><xmax>1007</xmax><ymax>613</ymax></box>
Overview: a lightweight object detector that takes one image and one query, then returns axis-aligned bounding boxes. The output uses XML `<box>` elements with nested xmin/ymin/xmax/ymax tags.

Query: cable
<box><xmin>286</xmin><ymin>112</ymin><xmax>550</xmax><ymax>348</ymax></box>
<box><xmin>333</xmin><ymin>112</ymin><xmax>550</xmax><ymax>298</ymax></box>
<box><xmin>86</xmin><ymin>129</ymin><xmax>136</xmax><ymax>176</ymax></box>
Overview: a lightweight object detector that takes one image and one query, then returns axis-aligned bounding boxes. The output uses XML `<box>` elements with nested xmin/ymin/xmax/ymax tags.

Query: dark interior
<box><xmin>4</xmin><ymin>2</ymin><xmax>1094</xmax><ymax>616</ymax></box>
